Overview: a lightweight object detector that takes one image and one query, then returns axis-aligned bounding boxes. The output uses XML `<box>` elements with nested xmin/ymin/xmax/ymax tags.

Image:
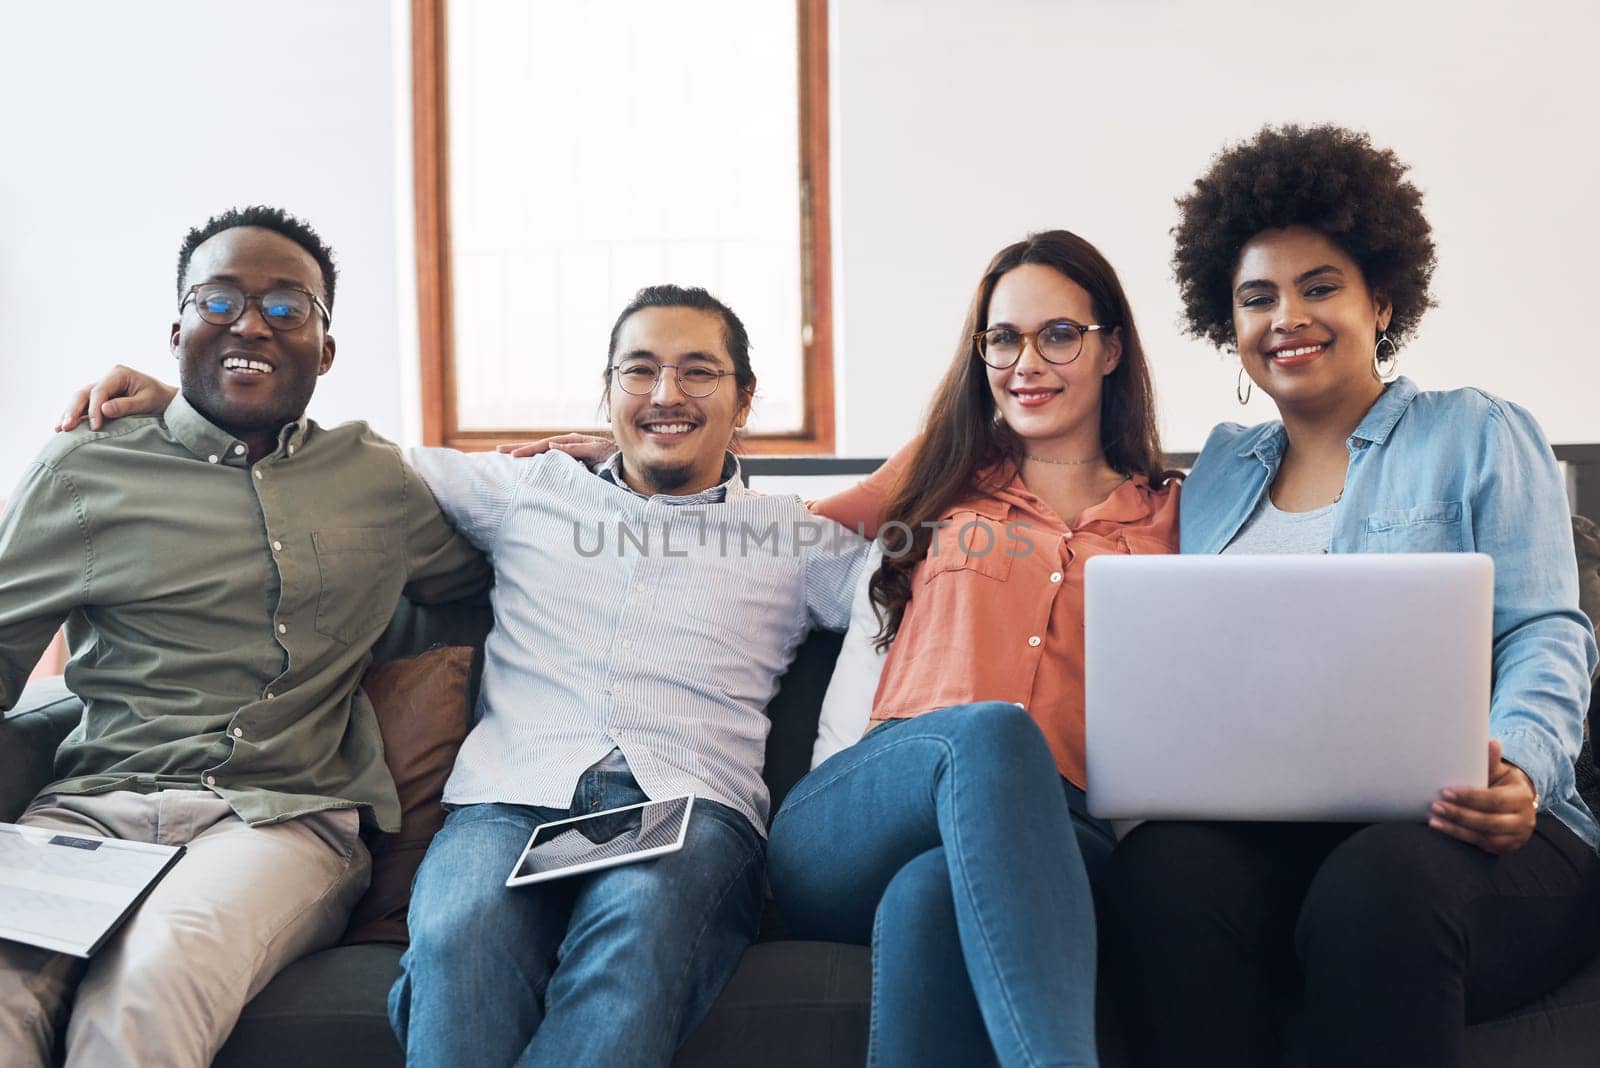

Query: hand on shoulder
<box><xmin>56</xmin><ymin>365</ymin><xmax>177</xmax><ymax>431</ymax></box>
<box><xmin>496</xmin><ymin>432</ymin><xmax>615</xmax><ymax>464</ymax></box>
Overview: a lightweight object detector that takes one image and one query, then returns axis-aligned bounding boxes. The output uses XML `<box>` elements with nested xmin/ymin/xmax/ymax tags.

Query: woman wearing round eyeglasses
<box><xmin>1100</xmin><ymin>125</ymin><xmax>1600</xmax><ymax>1068</ymax></box>
<box><xmin>760</xmin><ymin>229</ymin><xmax>1182</xmax><ymax>1065</ymax></box>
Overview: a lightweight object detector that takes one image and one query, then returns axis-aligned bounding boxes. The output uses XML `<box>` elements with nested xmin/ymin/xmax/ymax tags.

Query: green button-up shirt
<box><xmin>0</xmin><ymin>394</ymin><xmax>490</xmax><ymax>831</ymax></box>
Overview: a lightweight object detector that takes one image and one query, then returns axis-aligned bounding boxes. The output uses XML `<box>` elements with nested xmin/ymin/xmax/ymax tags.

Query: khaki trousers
<box><xmin>0</xmin><ymin>790</ymin><xmax>370</xmax><ymax>1068</ymax></box>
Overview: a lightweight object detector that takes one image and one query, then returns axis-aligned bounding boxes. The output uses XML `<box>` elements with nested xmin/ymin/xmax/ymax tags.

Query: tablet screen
<box><xmin>509</xmin><ymin>795</ymin><xmax>692</xmax><ymax>883</ymax></box>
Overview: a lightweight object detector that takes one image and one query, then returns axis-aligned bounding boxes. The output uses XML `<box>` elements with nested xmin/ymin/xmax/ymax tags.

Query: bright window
<box><xmin>414</xmin><ymin>0</ymin><xmax>833</xmax><ymax>452</ymax></box>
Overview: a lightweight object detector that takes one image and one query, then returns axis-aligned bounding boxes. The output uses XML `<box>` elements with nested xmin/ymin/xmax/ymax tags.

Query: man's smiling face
<box><xmin>170</xmin><ymin>226</ymin><xmax>334</xmax><ymax>437</ymax></box>
<box><xmin>606</xmin><ymin>305</ymin><xmax>750</xmax><ymax>497</ymax></box>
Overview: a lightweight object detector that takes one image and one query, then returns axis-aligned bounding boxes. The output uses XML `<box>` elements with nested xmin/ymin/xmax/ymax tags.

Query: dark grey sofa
<box><xmin>5</xmin><ymin>546</ymin><xmax>1600</xmax><ymax>1066</ymax></box>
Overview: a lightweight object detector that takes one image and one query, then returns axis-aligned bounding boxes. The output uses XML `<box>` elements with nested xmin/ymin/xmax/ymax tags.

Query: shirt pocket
<box><xmin>312</xmin><ymin>528</ymin><xmax>397</xmax><ymax>643</ymax></box>
<box><xmin>1359</xmin><ymin>501</ymin><xmax>1470</xmax><ymax>553</ymax></box>
<box><xmin>921</xmin><ymin>507</ymin><xmax>1015</xmax><ymax>584</ymax></box>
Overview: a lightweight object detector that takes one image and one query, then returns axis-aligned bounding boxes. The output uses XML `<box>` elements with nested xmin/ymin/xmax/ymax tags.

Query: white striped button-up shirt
<box><xmin>408</xmin><ymin>447</ymin><xmax>867</xmax><ymax>833</ymax></box>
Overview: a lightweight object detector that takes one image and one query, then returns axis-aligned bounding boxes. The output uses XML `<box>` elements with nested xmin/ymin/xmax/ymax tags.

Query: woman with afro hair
<box><xmin>1102</xmin><ymin>124</ymin><xmax>1600</xmax><ymax>1067</ymax></box>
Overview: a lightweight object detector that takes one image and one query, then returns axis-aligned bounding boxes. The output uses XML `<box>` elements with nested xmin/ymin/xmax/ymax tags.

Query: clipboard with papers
<box><xmin>0</xmin><ymin>822</ymin><xmax>184</xmax><ymax>958</ymax></box>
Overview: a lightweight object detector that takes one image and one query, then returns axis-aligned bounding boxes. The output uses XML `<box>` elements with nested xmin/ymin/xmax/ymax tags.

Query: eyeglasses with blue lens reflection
<box><xmin>180</xmin><ymin>282</ymin><xmax>331</xmax><ymax>331</ymax></box>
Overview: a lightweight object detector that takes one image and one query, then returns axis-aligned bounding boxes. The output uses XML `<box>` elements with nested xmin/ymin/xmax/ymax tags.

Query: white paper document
<box><xmin>0</xmin><ymin>823</ymin><xmax>184</xmax><ymax>957</ymax></box>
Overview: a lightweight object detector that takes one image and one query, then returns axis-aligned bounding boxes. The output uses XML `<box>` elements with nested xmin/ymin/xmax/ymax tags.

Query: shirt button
<box><xmin>288</xmin><ymin>445</ymin><xmax>296</xmax><ymax>455</ymax></box>
<box><xmin>232</xmin><ymin>727</ymin><xmax>243</xmax><ymax>738</ymax></box>
<box><xmin>208</xmin><ymin>454</ymin><xmax>220</xmax><ymax>464</ymax></box>
<box><xmin>634</xmin><ymin>584</ymin><xmax>645</xmax><ymax>593</ymax></box>
<box><xmin>253</xmin><ymin>469</ymin><xmax>263</xmax><ymax>480</ymax></box>
<box><xmin>266</xmin><ymin>692</ymin><xmax>276</xmax><ymax>700</ymax></box>
<box><xmin>1027</xmin><ymin>635</ymin><xmax>1041</xmax><ymax>648</ymax></box>
<box><xmin>233</xmin><ymin>444</ymin><xmax>246</xmax><ymax>455</ymax></box>
<box><xmin>1049</xmin><ymin>571</ymin><xmax>1062</xmax><ymax>583</ymax></box>
<box><xmin>204</xmin><ymin>775</ymin><xmax>216</xmax><ymax>786</ymax></box>
<box><xmin>1062</xmin><ymin>530</ymin><xmax>1074</xmax><ymax>541</ymax></box>
<box><xmin>621</xmin><ymin>640</ymin><xmax>633</xmax><ymax>650</ymax></box>
<box><xmin>277</xmin><ymin>623</ymin><xmax>287</xmax><ymax>634</ymax></box>
<box><xmin>272</xmin><ymin>540</ymin><xmax>283</xmax><ymax>552</ymax></box>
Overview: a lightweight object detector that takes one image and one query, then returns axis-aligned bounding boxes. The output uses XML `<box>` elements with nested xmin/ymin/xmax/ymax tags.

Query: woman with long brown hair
<box><xmin>766</xmin><ymin>229</ymin><xmax>1180</xmax><ymax>1065</ymax></box>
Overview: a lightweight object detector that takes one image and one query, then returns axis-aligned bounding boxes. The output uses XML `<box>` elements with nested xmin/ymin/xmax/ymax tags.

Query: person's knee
<box><xmin>1304</xmin><ymin>824</ymin><xmax>1445</xmax><ymax>924</ymax></box>
<box><xmin>924</xmin><ymin>701</ymin><xmax>1052</xmax><ymax>771</ymax></box>
<box><xmin>585</xmin><ymin>853</ymin><xmax>757</xmax><ymax>948</ymax></box>
<box><xmin>567</xmin><ymin>835</ymin><xmax>762</xmax><ymax>987</ymax></box>
<box><xmin>876</xmin><ymin>849</ymin><xmax>955</xmax><ymax>944</ymax></box>
<box><xmin>407</xmin><ymin>811</ymin><xmax>532</xmax><ymax>952</ymax></box>
<box><xmin>406</xmin><ymin>872</ymin><xmax>502</xmax><ymax>969</ymax></box>
<box><xmin>582</xmin><ymin>865</ymin><xmax>676</xmax><ymax>929</ymax></box>
<box><xmin>410</xmin><ymin>902</ymin><xmax>488</xmax><ymax>963</ymax></box>
<box><xmin>1298</xmin><ymin>824</ymin><xmax>1453</xmax><ymax>960</ymax></box>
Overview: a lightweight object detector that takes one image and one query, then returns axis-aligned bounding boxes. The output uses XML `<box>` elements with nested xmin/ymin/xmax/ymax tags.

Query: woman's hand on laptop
<box><xmin>57</xmin><ymin>366</ymin><xmax>177</xmax><ymax>431</ymax></box>
<box><xmin>1429</xmin><ymin>739</ymin><xmax>1538</xmax><ymax>855</ymax></box>
<box><xmin>496</xmin><ymin>432</ymin><xmax>614</xmax><ymax>462</ymax></box>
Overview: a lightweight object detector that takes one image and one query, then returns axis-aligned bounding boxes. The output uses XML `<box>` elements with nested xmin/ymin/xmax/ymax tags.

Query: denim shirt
<box><xmin>1181</xmin><ymin>377</ymin><xmax>1600</xmax><ymax>850</ymax></box>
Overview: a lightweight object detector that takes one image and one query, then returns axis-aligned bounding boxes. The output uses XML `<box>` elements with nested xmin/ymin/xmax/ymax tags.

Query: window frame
<box><xmin>411</xmin><ymin>0</ymin><xmax>835</xmax><ymax>453</ymax></box>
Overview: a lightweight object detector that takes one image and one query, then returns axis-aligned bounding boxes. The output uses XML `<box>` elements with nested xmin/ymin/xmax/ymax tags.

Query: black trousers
<box><xmin>1101</xmin><ymin>816</ymin><xmax>1600</xmax><ymax>1068</ymax></box>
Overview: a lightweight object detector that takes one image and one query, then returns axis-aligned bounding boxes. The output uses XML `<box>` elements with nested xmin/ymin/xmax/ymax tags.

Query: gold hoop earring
<box><xmin>1236</xmin><ymin>365</ymin><xmax>1252</xmax><ymax>405</ymax></box>
<box><xmin>1373</xmin><ymin>333</ymin><xmax>1400</xmax><ymax>383</ymax></box>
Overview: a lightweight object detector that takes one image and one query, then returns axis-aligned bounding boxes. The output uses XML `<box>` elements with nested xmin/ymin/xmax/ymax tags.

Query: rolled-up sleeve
<box><xmin>803</xmin><ymin>526</ymin><xmax>870</xmax><ymax>633</ymax></box>
<box><xmin>406</xmin><ymin>448</ymin><xmax>534</xmax><ymax>550</ymax></box>
<box><xmin>1475</xmin><ymin>400</ymin><xmax>1598</xmax><ymax>805</ymax></box>
<box><xmin>399</xmin><ymin>454</ymin><xmax>493</xmax><ymax>605</ymax></box>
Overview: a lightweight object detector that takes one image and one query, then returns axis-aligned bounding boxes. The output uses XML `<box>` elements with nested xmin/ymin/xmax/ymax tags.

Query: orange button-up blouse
<box><xmin>811</xmin><ymin>446</ymin><xmax>1180</xmax><ymax>789</ymax></box>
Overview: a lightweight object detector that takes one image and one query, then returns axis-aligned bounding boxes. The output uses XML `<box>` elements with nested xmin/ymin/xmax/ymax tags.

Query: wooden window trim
<box><xmin>411</xmin><ymin>0</ymin><xmax>834</xmax><ymax>454</ymax></box>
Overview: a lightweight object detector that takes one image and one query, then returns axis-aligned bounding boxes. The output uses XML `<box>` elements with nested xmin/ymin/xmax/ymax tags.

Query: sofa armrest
<box><xmin>1571</xmin><ymin>515</ymin><xmax>1600</xmax><ymax>813</ymax></box>
<box><xmin>1</xmin><ymin>677</ymin><xmax>81</xmax><ymax>821</ymax></box>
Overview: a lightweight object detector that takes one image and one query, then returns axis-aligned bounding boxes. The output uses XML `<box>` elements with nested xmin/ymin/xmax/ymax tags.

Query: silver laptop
<box><xmin>1084</xmin><ymin>553</ymin><xmax>1491</xmax><ymax>822</ymax></box>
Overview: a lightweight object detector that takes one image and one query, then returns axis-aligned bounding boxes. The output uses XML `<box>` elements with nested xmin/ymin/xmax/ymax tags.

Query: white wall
<box><xmin>0</xmin><ymin>0</ymin><xmax>404</xmax><ymax>495</ymax></box>
<box><xmin>3</xmin><ymin>0</ymin><xmax>1595</xmax><ymax>502</ymax></box>
<box><xmin>829</xmin><ymin>0</ymin><xmax>1600</xmax><ymax>456</ymax></box>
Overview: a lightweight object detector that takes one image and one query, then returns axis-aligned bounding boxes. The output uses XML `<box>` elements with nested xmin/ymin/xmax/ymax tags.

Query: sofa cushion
<box><xmin>215</xmin><ymin>944</ymin><xmax>405</xmax><ymax>1068</ymax></box>
<box><xmin>1460</xmin><ymin>947</ymin><xmax>1600</xmax><ymax>1068</ymax></box>
<box><xmin>675</xmin><ymin>941</ymin><xmax>871</xmax><ymax>1067</ymax></box>
<box><xmin>369</xmin><ymin>595</ymin><xmax>493</xmax><ymax>671</ymax></box>
<box><xmin>216</xmin><ymin>940</ymin><xmax>871</xmax><ymax>1068</ymax></box>
<box><xmin>0</xmin><ymin>677</ymin><xmax>81</xmax><ymax>821</ymax></box>
<box><xmin>811</xmin><ymin>545</ymin><xmax>885</xmax><ymax>770</ymax></box>
<box><xmin>762</xmin><ymin>629</ymin><xmax>845</xmax><ymax>817</ymax></box>
<box><xmin>342</xmin><ymin>645</ymin><xmax>475</xmax><ymax>945</ymax></box>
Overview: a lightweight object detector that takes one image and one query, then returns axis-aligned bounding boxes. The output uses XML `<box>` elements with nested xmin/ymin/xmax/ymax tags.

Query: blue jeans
<box><xmin>389</xmin><ymin>767</ymin><xmax>764</xmax><ymax>1067</ymax></box>
<box><xmin>768</xmin><ymin>703</ymin><xmax>1101</xmax><ymax>1068</ymax></box>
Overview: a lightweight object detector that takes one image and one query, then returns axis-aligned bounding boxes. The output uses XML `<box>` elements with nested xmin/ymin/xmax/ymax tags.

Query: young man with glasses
<box><xmin>59</xmin><ymin>283</ymin><xmax>868</xmax><ymax>1066</ymax></box>
<box><xmin>0</xmin><ymin>206</ymin><xmax>489</xmax><ymax>1067</ymax></box>
<box><xmin>377</xmin><ymin>285</ymin><xmax>865</xmax><ymax>1067</ymax></box>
